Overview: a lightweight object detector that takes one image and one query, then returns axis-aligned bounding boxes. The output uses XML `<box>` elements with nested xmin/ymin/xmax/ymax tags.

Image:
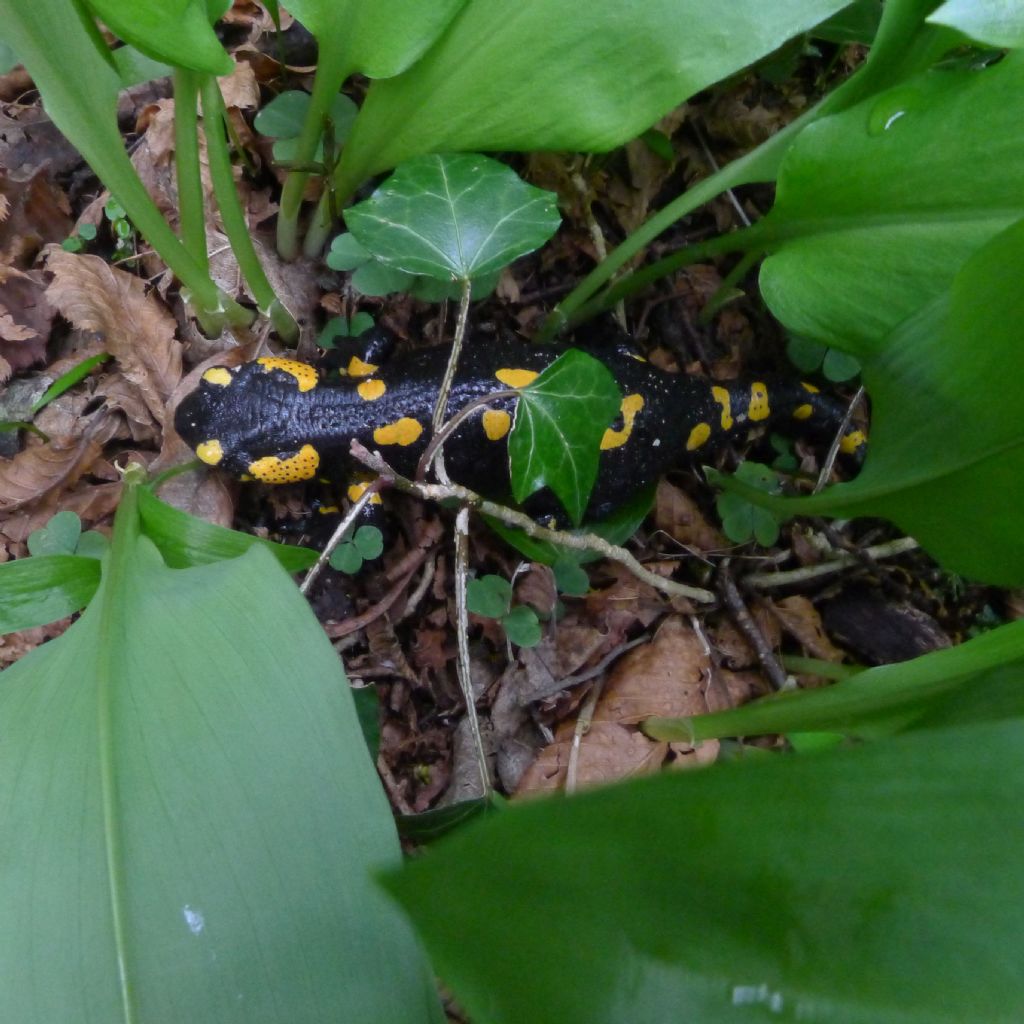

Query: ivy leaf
<box><xmin>344</xmin><ymin>153</ymin><xmax>561</xmax><ymax>282</ymax></box>
<box><xmin>509</xmin><ymin>350</ymin><xmax>622</xmax><ymax>527</ymax></box>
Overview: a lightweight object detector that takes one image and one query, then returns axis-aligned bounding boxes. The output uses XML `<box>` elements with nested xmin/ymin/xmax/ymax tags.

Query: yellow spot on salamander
<box><xmin>801</xmin><ymin>381</ymin><xmax>820</xmax><ymax>394</ymax></box>
<box><xmin>346</xmin><ymin>481</ymin><xmax>383</xmax><ymax>505</ymax></box>
<box><xmin>495</xmin><ymin>367</ymin><xmax>539</xmax><ymax>388</ymax></box>
<box><xmin>600</xmin><ymin>393</ymin><xmax>645</xmax><ymax>451</ymax></box>
<box><xmin>196</xmin><ymin>439</ymin><xmax>224</xmax><ymax>465</ymax></box>
<box><xmin>317</xmin><ymin>505</ymin><xmax>340</xmax><ymax>515</ymax></box>
<box><xmin>793</xmin><ymin>403</ymin><xmax>814</xmax><ymax>420</ymax></box>
<box><xmin>374</xmin><ymin>417</ymin><xmax>424</xmax><ymax>447</ymax></box>
<box><xmin>202</xmin><ymin>367</ymin><xmax>232</xmax><ymax>387</ymax></box>
<box><xmin>749</xmin><ymin>382</ymin><xmax>770</xmax><ymax>422</ymax></box>
<box><xmin>347</xmin><ymin>356</ymin><xmax>379</xmax><ymax>378</ymax></box>
<box><xmin>357</xmin><ymin>379</ymin><xmax>387</xmax><ymax>401</ymax></box>
<box><xmin>482</xmin><ymin>409</ymin><xmax>512</xmax><ymax>441</ymax></box>
<box><xmin>840</xmin><ymin>429</ymin><xmax>868</xmax><ymax>454</ymax></box>
<box><xmin>248</xmin><ymin>444</ymin><xmax>320</xmax><ymax>484</ymax></box>
<box><xmin>686</xmin><ymin>422</ymin><xmax>711</xmax><ymax>451</ymax></box>
<box><xmin>711</xmin><ymin>386</ymin><xmax>734</xmax><ymax>430</ymax></box>
<box><xmin>257</xmin><ymin>357</ymin><xmax>318</xmax><ymax>392</ymax></box>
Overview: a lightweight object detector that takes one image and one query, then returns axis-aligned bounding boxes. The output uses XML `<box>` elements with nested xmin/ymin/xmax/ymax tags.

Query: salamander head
<box><xmin>174</xmin><ymin>361</ymin><xmax>322</xmax><ymax>483</ymax></box>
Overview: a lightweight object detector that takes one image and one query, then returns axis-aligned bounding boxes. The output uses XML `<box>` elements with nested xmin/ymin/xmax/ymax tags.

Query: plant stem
<box><xmin>302</xmin><ymin>187</ymin><xmax>335</xmax><ymax>259</ymax></box>
<box><xmin>277</xmin><ymin>45</ymin><xmax>355</xmax><ymax>260</ymax></box>
<box><xmin>200</xmin><ymin>77</ymin><xmax>299</xmax><ymax>342</ymax></box>
<box><xmin>431</xmin><ymin>278</ymin><xmax>473</xmax><ymax>434</ymax></box>
<box><xmin>172</xmin><ymin>68</ymin><xmax>207</xmax><ymax>274</ymax></box>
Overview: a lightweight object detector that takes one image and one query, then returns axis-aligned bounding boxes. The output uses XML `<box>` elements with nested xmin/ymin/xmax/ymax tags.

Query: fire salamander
<box><xmin>175</xmin><ymin>329</ymin><xmax>866</xmax><ymax>521</ymax></box>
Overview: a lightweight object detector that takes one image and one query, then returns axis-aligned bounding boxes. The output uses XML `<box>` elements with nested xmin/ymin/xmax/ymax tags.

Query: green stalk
<box><xmin>276</xmin><ymin>43</ymin><xmax>355</xmax><ymax>261</ymax></box>
<box><xmin>199</xmin><ymin>77</ymin><xmax>299</xmax><ymax>343</ymax></box>
<box><xmin>172</xmin><ymin>68</ymin><xmax>207</xmax><ymax>274</ymax></box>
<box><xmin>301</xmin><ymin>184</ymin><xmax>337</xmax><ymax>260</ymax></box>
<box><xmin>541</xmin><ymin>7</ymin><xmax>959</xmax><ymax>339</ymax></box>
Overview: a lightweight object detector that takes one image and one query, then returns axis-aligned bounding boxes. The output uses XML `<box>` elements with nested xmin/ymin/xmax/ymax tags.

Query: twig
<box><xmin>566</xmin><ymin>676</ymin><xmax>606</xmax><ymax>794</ymax></box>
<box><xmin>718</xmin><ymin>558</ymin><xmax>790</xmax><ymax>691</ymax></box>
<box><xmin>743</xmin><ymin>536</ymin><xmax>920</xmax><ymax>589</ymax></box>
<box><xmin>814</xmin><ymin>385</ymin><xmax>865</xmax><ymax>494</ymax></box>
<box><xmin>415</xmin><ymin>389</ymin><xmax>518</xmax><ymax>482</ymax></box>
<box><xmin>454</xmin><ymin>506</ymin><xmax>492</xmax><ymax>798</ymax></box>
<box><xmin>527</xmin><ymin>635</ymin><xmax>650</xmax><ymax>703</ymax></box>
<box><xmin>351</xmin><ymin>442</ymin><xmax>717</xmax><ymax>604</ymax></box>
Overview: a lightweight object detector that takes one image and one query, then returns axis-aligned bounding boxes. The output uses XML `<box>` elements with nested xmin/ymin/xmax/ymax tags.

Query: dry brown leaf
<box><xmin>0</xmin><ymin>413</ymin><xmax>116</xmax><ymax>512</ymax></box>
<box><xmin>769</xmin><ymin>595</ymin><xmax>846</xmax><ymax>662</ymax></box>
<box><xmin>218</xmin><ymin>62</ymin><xmax>260</xmax><ymax>110</ymax></box>
<box><xmin>0</xmin><ymin>266</ymin><xmax>54</xmax><ymax>370</ymax></box>
<box><xmin>0</xmin><ymin>304</ymin><xmax>39</xmax><ymax>342</ymax></box>
<box><xmin>653</xmin><ymin>478</ymin><xmax>728</xmax><ymax>552</ymax></box>
<box><xmin>594</xmin><ymin>615</ymin><xmax>712</xmax><ymax>724</ymax></box>
<box><xmin>44</xmin><ymin>249</ymin><xmax>182</xmax><ymax>425</ymax></box>
<box><xmin>0</xmin><ymin>480</ymin><xmax>122</xmax><ymax>544</ymax></box>
<box><xmin>516</xmin><ymin>720</ymin><xmax>667</xmax><ymax>795</ymax></box>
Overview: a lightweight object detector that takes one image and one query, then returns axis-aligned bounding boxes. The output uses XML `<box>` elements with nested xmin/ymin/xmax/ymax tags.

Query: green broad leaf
<box><xmin>327</xmin><ymin>231</ymin><xmax>372</xmax><ymax>271</ymax></box>
<box><xmin>716</xmin><ymin>463</ymin><xmax>786</xmax><ymax>546</ymax></box>
<box><xmin>0</xmin><ymin>1</ymin><xmax>223</xmax><ymax>315</ymax></box>
<box><xmin>758</xmin><ymin>52</ymin><xmax>1024</xmax><ymax>352</ymax></box>
<box><xmin>466</xmin><ymin>575</ymin><xmax>513</xmax><ymax>619</ymax></box>
<box><xmin>138</xmin><ymin>485</ymin><xmax>317</xmax><ymax>571</ymax></box>
<box><xmin>345</xmin><ymin>154</ymin><xmax>561</xmax><ymax>282</ymax></box>
<box><xmin>760</xmin><ymin>216</ymin><xmax>1024</xmax><ymax>586</ymax></box>
<box><xmin>0</xmin><ymin>555</ymin><xmax>100</xmax><ymax>634</ymax></box>
<box><xmin>786</xmin><ymin>336</ymin><xmax>826</xmax><ymax>373</ymax></box>
<box><xmin>333</xmin><ymin>0</ymin><xmax>851</xmax><ymax>194</ymax></box>
<box><xmin>385</xmin><ymin>718</ymin><xmax>1024</xmax><ymax>1024</ymax></box>
<box><xmin>81</xmin><ymin>0</ymin><xmax>232</xmax><ymax>75</ymax></box>
<box><xmin>0</xmin><ymin>476</ymin><xmax>442</xmax><ymax>1023</ymax></box>
<box><xmin>509</xmin><ymin>350</ymin><xmax>622</xmax><ymax>527</ymax></box>
<box><xmin>284</xmin><ymin>0</ymin><xmax>467</xmax><ymax>79</ymax></box>
<box><xmin>812</xmin><ymin>0</ymin><xmax>883</xmax><ymax>43</ymax></box>
<box><xmin>483</xmin><ymin>483</ymin><xmax>657</xmax><ymax>566</ymax></box>
<box><xmin>27</xmin><ymin>510</ymin><xmax>82</xmax><ymax>557</ymax></box>
<box><xmin>110</xmin><ymin>45</ymin><xmax>173</xmax><ymax>88</ymax></box>
<box><xmin>0</xmin><ymin>39</ymin><xmax>16</xmax><ymax>75</ymax></box>
<box><xmin>501</xmin><ymin>604</ymin><xmax>542</xmax><ymax>648</ymax></box>
<box><xmin>928</xmin><ymin>0</ymin><xmax>1024</xmax><ymax>48</ymax></box>
<box><xmin>646</xmin><ymin>618</ymin><xmax>1024</xmax><ymax>743</ymax></box>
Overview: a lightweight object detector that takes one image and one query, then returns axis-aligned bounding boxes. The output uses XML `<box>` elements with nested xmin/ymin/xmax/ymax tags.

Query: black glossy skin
<box><xmin>175</xmin><ymin>330</ymin><xmax>865</xmax><ymax>520</ymax></box>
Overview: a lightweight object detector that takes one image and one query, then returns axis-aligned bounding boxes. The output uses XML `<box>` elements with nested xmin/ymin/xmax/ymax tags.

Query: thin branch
<box><xmin>431</xmin><ymin>276</ymin><xmax>474</xmax><ymax>435</ymax></box>
<box><xmin>415</xmin><ymin>389</ymin><xmax>518</xmax><ymax>482</ymax></box>
<box><xmin>351</xmin><ymin>442</ymin><xmax>717</xmax><ymax>604</ymax></box>
<box><xmin>743</xmin><ymin>536</ymin><xmax>920</xmax><ymax>589</ymax></box>
<box><xmin>718</xmin><ymin>559</ymin><xmax>790</xmax><ymax>691</ymax></box>
<box><xmin>814</xmin><ymin>385</ymin><xmax>865</xmax><ymax>494</ymax></box>
<box><xmin>454</xmin><ymin>506</ymin><xmax>492</xmax><ymax>798</ymax></box>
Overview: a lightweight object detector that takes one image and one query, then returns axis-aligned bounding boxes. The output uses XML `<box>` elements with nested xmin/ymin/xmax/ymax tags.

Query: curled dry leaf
<box><xmin>0</xmin><ymin>266</ymin><xmax>54</xmax><ymax>370</ymax></box>
<box><xmin>44</xmin><ymin>249</ymin><xmax>182</xmax><ymax>426</ymax></box>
